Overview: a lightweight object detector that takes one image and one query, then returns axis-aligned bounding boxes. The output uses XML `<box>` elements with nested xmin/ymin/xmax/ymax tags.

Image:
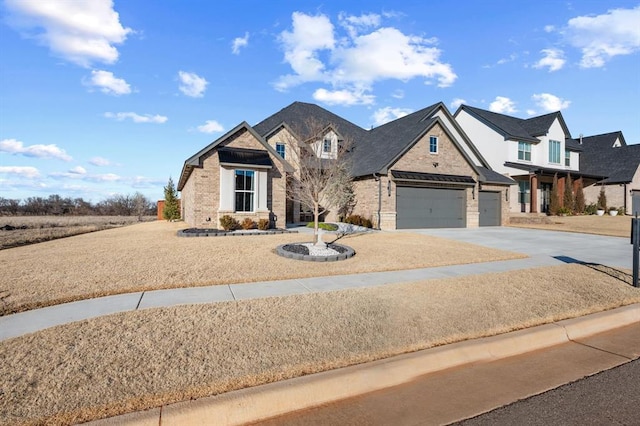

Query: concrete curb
<box><xmin>90</xmin><ymin>303</ymin><xmax>640</xmax><ymax>426</ymax></box>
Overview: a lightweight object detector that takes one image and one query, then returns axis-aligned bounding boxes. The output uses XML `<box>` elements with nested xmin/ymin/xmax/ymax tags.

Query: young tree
<box><xmin>285</xmin><ymin>118</ymin><xmax>354</xmax><ymax>245</ymax></box>
<box><xmin>574</xmin><ymin>178</ymin><xmax>586</xmax><ymax>214</ymax></box>
<box><xmin>563</xmin><ymin>174</ymin><xmax>574</xmax><ymax>213</ymax></box>
<box><xmin>163</xmin><ymin>177</ymin><xmax>181</xmax><ymax>221</ymax></box>
<box><xmin>597</xmin><ymin>186</ymin><xmax>607</xmax><ymax>211</ymax></box>
<box><xmin>549</xmin><ymin>174</ymin><xmax>560</xmax><ymax>215</ymax></box>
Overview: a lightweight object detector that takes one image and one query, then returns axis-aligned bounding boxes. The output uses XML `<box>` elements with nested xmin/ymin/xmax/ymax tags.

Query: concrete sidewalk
<box><xmin>0</xmin><ymin>254</ymin><xmax>560</xmax><ymax>341</ymax></box>
<box><xmin>87</xmin><ymin>304</ymin><xmax>640</xmax><ymax>425</ymax></box>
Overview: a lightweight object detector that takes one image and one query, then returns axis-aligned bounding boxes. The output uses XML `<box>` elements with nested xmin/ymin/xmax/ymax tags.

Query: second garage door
<box><xmin>479</xmin><ymin>191</ymin><xmax>501</xmax><ymax>226</ymax></box>
<box><xmin>396</xmin><ymin>186</ymin><xmax>466</xmax><ymax>229</ymax></box>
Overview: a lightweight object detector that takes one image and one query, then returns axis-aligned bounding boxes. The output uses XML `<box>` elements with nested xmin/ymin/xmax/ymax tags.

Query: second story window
<box><xmin>549</xmin><ymin>140</ymin><xmax>561</xmax><ymax>164</ymax></box>
<box><xmin>564</xmin><ymin>149</ymin><xmax>570</xmax><ymax>167</ymax></box>
<box><xmin>323</xmin><ymin>137</ymin><xmax>332</xmax><ymax>153</ymax></box>
<box><xmin>276</xmin><ymin>143</ymin><xmax>285</xmax><ymax>159</ymax></box>
<box><xmin>429</xmin><ymin>136</ymin><xmax>438</xmax><ymax>154</ymax></box>
<box><xmin>518</xmin><ymin>142</ymin><xmax>531</xmax><ymax>161</ymax></box>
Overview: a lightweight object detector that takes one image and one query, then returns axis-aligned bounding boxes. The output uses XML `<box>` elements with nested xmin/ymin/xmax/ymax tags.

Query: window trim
<box><xmin>323</xmin><ymin>138</ymin><xmax>332</xmax><ymax>153</ymax></box>
<box><xmin>275</xmin><ymin>143</ymin><xmax>285</xmax><ymax>159</ymax></box>
<box><xmin>234</xmin><ymin>169</ymin><xmax>255</xmax><ymax>212</ymax></box>
<box><xmin>564</xmin><ymin>149</ymin><xmax>570</xmax><ymax>167</ymax></box>
<box><xmin>518</xmin><ymin>141</ymin><xmax>531</xmax><ymax>162</ymax></box>
<box><xmin>429</xmin><ymin>136</ymin><xmax>438</xmax><ymax>154</ymax></box>
<box><xmin>549</xmin><ymin>140</ymin><xmax>561</xmax><ymax>164</ymax></box>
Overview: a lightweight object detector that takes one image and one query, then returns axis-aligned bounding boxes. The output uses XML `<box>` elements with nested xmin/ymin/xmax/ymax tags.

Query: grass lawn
<box><xmin>509</xmin><ymin>214</ymin><xmax>632</xmax><ymax>238</ymax></box>
<box><xmin>1</xmin><ymin>263</ymin><xmax>638</xmax><ymax>425</ymax></box>
<box><xmin>0</xmin><ymin>221</ymin><xmax>525</xmax><ymax>315</ymax></box>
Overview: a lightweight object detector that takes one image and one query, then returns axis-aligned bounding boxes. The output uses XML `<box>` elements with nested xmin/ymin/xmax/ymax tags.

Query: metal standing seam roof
<box><xmin>391</xmin><ymin>170</ymin><xmax>476</xmax><ymax>186</ymax></box>
<box><xmin>217</xmin><ymin>147</ymin><xmax>273</xmax><ymax>168</ymax></box>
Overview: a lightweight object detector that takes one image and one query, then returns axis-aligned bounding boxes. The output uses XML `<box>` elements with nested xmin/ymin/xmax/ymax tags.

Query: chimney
<box><xmin>579</xmin><ymin>133</ymin><xmax>583</xmax><ymax>144</ymax></box>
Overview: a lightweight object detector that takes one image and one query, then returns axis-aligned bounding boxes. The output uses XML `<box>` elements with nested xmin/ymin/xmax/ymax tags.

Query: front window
<box><xmin>549</xmin><ymin>140</ymin><xmax>561</xmax><ymax>164</ymax></box>
<box><xmin>429</xmin><ymin>136</ymin><xmax>438</xmax><ymax>154</ymax></box>
<box><xmin>565</xmin><ymin>149</ymin><xmax>570</xmax><ymax>167</ymax></box>
<box><xmin>276</xmin><ymin>143</ymin><xmax>285</xmax><ymax>159</ymax></box>
<box><xmin>518</xmin><ymin>181</ymin><xmax>530</xmax><ymax>204</ymax></box>
<box><xmin>323</xmin><ymin>138</ymin><xmax>332</xmax><ymax>153</ymax></box>
<box><xmin>518</xmin><ymin>142</ymin><xmax>531</xmax><ymax>161</ymax></box>
<box><xmin>235</xmin><ymin>170</ymin><xmax>254</xmax><ymax>212</ymax></box>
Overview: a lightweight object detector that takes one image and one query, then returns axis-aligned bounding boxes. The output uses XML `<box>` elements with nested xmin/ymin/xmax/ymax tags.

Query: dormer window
<box><xmin>275</xmin><ymin>143</ymin><xmax>285</xmax><ymax>159</ymax></box>
<box><xmin>323</xmin><ymin>137</ymin><xmax>332</xmax><ymax>153</ymax></box>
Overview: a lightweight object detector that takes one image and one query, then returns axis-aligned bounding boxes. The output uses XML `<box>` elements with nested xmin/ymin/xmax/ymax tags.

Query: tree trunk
<box><xmin>313</xmin><ymin>201</ymin><xmax>319</xmax><ymax>245</ymax></box>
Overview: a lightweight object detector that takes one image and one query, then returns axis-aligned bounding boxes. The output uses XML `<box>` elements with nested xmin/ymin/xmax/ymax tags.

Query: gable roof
<box><xmin>456</xmin><ymin>105</ymin><xmax>572</xmax><ymax>142</ymax></box>
<box><xmin>577</xmin><ymin>131</ymin><xmax>638</xmax><ymax>183</ymax></box>
<box><xmin>177</xmin><ymin>121</ymin><xmax>292</xmax><ymax>191</ymax></box>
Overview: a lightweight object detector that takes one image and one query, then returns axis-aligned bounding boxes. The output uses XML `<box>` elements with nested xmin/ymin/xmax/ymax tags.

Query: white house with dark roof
<box><xmin>178</xmin><ymin>101</ymin><xmax>515</xmax><ymax>230</ymax></box>
<box><xmin>454</xmin><ymin>105</ymin><xmax>605</xmax><ymax>214</ymax></box>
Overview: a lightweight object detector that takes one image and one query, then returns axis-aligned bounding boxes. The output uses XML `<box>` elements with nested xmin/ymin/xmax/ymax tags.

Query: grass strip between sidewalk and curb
<box><xmin>1</xmin><ymin>263</ymin><xmax>639</xmax><ymax>425</ymax></box>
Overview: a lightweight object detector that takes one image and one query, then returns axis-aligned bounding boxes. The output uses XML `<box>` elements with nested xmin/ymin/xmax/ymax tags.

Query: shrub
<box><xmin>558</xmin><ymin>206</ymin><xmax>571</xmax><ymax>216</ymax></box>
<box><xmin>597</xmin><ymin>187</ymin><xmax>607</xmax><ymax>210</ymax></box>
<box><xmin>585</xmin><ymin>203</ymin><xmax>598</xmax><ymax>215</ymax></box>
<box><xmin>609</xmin><ymin>206</ymin><xmax>617</xmax><ymax>212</ymax></box>
<box><xmin>574</xmin><ymin>179</ymin><xmax>586</xmax><ymax>214</ymax></box>
<box><xmin>257</xmin><ymin>219</ymin><xmax>270</xmax><ymax>230</ymax></box>
<box><xmin>241</xmin><ymin>218</ymin><xmax>256</xmax><ymax>230</ymax></box>
<box><xmin>219</xmin><ymin>215</ymin><xmax>239</xmax><ymax>231</ymax></box>
<box><xmin>344</xmin><ymin>214</ymin><xmax>373</xmax><ymax>228</ymax></box>
<box><xmin>306</xmin><ymin>222</ymin><xmax>338</xmax><ymax>231</ymax></box>
<box><xmin>618</xmin><ymin>206</ymin><xmax>625</xmax><ymax>215</ymax></box>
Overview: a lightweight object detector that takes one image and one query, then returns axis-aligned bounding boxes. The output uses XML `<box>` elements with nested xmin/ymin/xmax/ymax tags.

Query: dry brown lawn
<box><xmin>0</xmin><ymin>221</ymin><xmax>524</xmax><ymax>315</ymax></box>
<box><xmin>0</xmin><ymin>216</ymin><xmax>155</xmax><ymax>250</ymax></box>
<box><xmin>1</xmin><ymin>263</ymin><xmax>638</xmax><ymax>425</ymax></box>
<box><xmin>510</xmin><ymin>214</ymin><xmax>632</xmax><ymax>238</ymax></box>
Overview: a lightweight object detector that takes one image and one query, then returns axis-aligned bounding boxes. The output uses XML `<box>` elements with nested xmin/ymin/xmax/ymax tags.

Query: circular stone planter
<box><xmin>276</xmin><ymin>243</ymin><xmax>355</xmax><ymax>262</ymax></box>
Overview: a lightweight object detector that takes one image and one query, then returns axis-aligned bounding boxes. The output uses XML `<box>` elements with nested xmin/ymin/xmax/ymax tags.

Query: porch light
<box><xmin>387</xmin><ymin>180</ymin><xmax>391</xmax><ymax>197</ymax></box>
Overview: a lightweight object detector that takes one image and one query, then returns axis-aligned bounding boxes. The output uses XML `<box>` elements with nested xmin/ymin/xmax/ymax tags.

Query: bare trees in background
<box><xmin>0</xmin><ymin>193</ymin><xmax>156</xmax><ymax>216</ymax></box>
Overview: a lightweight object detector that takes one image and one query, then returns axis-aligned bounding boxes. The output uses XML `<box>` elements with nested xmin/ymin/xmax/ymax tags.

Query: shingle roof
<box><xmin>476</xmin><ymin>166</ymin><xmax>516</xmax><ymax>185</ymax></box>
<box><xmin>350</xmin><ymin>104</ymin><xmax>441</xmax><ymax>176</ymax></box>
<box><xmin>458</xmin><ymin>105</ymin><xmax>571</xmax><ymax>142</ymax></box>
<box><xmin>577</xmin><ymin>132</ymin><xmax>639</xmax><ymax>183</ymax></box>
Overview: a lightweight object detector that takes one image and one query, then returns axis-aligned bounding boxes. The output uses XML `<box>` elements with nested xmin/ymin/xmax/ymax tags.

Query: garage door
<box><xmin>479</xmin><ymin>191</ymin><xmax>501</xmax><ymax>226</ymax></box>
<box><xmin>396</xmin><ymin>186</ymin><xmax>466</xmax><ymax>229</ymax></box>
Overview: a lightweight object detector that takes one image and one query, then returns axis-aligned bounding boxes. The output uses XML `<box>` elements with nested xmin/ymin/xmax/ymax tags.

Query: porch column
<box><xmin>558</xmin><ymin>177</ymin><xmax>566</xmax><ymax>208</ymax></box>
<box><xmin>530</xmin><ymin>174</ymin><xmax>538</xmax><ymax>213</ymax></box>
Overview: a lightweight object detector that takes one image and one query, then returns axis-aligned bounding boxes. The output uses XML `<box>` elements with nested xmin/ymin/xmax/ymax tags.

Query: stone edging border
<box><xmin>177</xmin><ymin>229</ymin><xmax>297</xmax><ymax>237</ymax></box>
<box><xmin>276</xmin><ymin>243</ymin><xmax>355</xmax><ymax>262</ymax></box>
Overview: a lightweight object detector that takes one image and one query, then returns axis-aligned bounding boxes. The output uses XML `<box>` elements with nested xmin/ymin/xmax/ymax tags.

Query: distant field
<box><xmin>0</xmin><ymin>216</ymin><xmax>156</xmax><ymax>250</ymax></box>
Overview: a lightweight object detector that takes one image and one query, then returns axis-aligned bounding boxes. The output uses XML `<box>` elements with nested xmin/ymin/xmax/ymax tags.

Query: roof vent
<box><xmin>579</xmin><ymin>133</ymin><xmax>583</xmax><ymax>144</ymax></box>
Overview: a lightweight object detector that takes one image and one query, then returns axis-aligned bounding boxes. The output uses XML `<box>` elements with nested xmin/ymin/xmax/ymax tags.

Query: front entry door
<box><xmin>541</xmin><ymin>183</ymin><xmax>552</xmax><ymax>213</ymax></box>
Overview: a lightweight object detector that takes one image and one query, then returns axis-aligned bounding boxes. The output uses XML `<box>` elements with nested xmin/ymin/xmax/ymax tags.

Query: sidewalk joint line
<box><xmin>135</xmin><ymin>292</ymin><xmax>145</xmax><ymax>310</ymax></box>
<box><xmin>296</xmin><ymin>279</ymin><xmax>312</xmax><ymax>292</ymax></box>
<box><xmin>228</xmin><ymin>284</ymin><xmax>237</xmax><ymax>301</ymax></box>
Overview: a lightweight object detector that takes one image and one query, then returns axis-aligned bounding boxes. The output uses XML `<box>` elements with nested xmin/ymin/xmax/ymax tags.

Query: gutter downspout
<box><xmin>624</xmin><ymin>183</ymin><xmax>628</xmax><ymax>214</ymax></box>
<box><xmin>373</xmin><ymin>173</ymin><xmax>381</xmax><ymax>230</ymax></box>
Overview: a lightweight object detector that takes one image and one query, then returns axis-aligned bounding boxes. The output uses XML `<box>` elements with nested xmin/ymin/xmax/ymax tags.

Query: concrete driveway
<box><xmin>408</xmin><ymin>227</ymin><xmax>633</xmax><ymax>270</ymax></box>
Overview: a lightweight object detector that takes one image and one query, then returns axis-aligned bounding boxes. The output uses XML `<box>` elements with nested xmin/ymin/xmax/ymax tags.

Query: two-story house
<box><xmin>454</xmin><ymin>105</ymin><xmax>604</xmax><ymax>214</ymax></box>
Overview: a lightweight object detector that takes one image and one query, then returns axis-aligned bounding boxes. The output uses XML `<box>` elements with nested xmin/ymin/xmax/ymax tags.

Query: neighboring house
<box><xmin>576</xmin><ymin>132</ymin><xmax>640</xmax><ymax>214</ymax></box>
<box><xmin>454</xmin><ymin>105</ymin><xmax>605</xmax><ymax>214</ymax></box>
<box><xmin>178</xmin><ymin>101</ymin><xmax>515</xmax><ymax>230</ymax></box>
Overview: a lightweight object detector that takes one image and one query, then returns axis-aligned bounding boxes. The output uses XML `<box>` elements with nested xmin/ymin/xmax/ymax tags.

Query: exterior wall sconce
<box><xmin>505</xmin><ymin>189</ymin><xmax>509</xmax><ymax>202</ymax></box>
<box><xmin>472</xmin><ymin>186</ymin><xmax>476</xmax><ymax>200</ymax></box>
<box><xmin>433</xmin><ymin>162</ymin><xmax>439</xmax><ymax>168</ymax></box>
<box><xmin>387</xmin><ymin>180</ymin><xmax>392</xmax><ymax>197</ymax></box>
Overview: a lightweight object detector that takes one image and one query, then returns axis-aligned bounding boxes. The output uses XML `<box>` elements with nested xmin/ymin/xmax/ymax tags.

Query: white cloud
<box><xmin>91</xmin><ymin>173</ymin><xmax>121</xmax><ymax>182</ymax></box>
<box><xmin>104</xmin><ymin>112</ymin><xmax>168</xmax><ymax>123</ymax></box>
<box><xmin>489</xmin><ymin>96</ymin><xmax>517</xmax><ymax>114</ymax></box>
<box><xmin>391</xmin><ymin>89</ymin><xmax>404</xmax><ymax>99</ymax></box>
<box><xmin>275</xmin><ymin>11</ymin><xmax>457</xmax><ymax>105</ymax></box>
<box><xmin>0</xmin><ymin>166</ymin><xmax>41</xmax><ymax>178</ymax></box>
<box><xmin>178</xmin><ymin>71</ymin><xmax>208</xmax><ymax>97</ymax></box>
<box><xmin>532</xmin><ymin>93</ymin><xmax>571</xmax><ymax>112</ymax></box>
<box><xmin>544</xmin><ymin>25</ymin><xmax>555</xmax><ymax>33</ymax></box>
<box><xmin>526</xmin><ymin>109</ymin><xmax>537</xmax><ymax>116</ymax></box>
<box><xmin>4</xmin><ymin>0</ymin><xmax>132</xmax><ymax>67</ymax></box>
<box><xmin>197</xmin><ymin>120</ymin><xmax>224</xmax><ymax>134</ymax></box>
<box><xmin>371</xmin><ymin>107</ymin><xmax>413</xmax><ymax>126</ymax></box>
<box><xmin>69</xmin><ymin>166</ymin><xmax>87</xmax><ymax>174</ymax></box>
<box><xmin>533</xmin><ymin>48</ymin><xmax>566</xmax><ymax>72</ymax></box>
<box><xmin>232</xmin><ymin>32</ymin><xmax>249</xmax><ymax>54</ymax></box>
<box><xmin>0</xmin><ymin>138</ymin><xmax>72</xmax><ymax>161</ymax></box>
<box><xmin>85</xmin><ymin>70</ymin><xmax>131</xmax><ymax>95</ymax></box>
<box><xmin>89</xmin><ymin>156</ymin><xmax>111</xmax><ymax>166</ymax></box>
<box><xmin>565</xmin><ymin>6</ymin><xmax>640</xmax><ymax>68</ymax></box>
<box><xmin>49</xmin><ymin>166</ymin><xmax>88</xmax><ymax>179</ymax></box>
<box><xmin>312</xmin><ymin>88</ymin><xmax>375</xmax><ymax>106</ymax></box>
<box><xmin>450</xmin><ymin>98</ymin><xmax>466</xmax><ymax>109</ymax></box>
<box><xmin>496</xmin><ymin>53</ymin><xmax>517</xmax><ymax>65</ymax></box>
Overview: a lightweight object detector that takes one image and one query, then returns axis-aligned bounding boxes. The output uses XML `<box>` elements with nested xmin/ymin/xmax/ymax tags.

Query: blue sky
<box><xmin>1</xmin><ymin>0</ymin><xmax>639</xmax><ymax>203</ymax></box>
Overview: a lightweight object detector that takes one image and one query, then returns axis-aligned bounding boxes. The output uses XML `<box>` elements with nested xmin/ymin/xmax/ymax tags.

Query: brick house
<box><xmin>178</xmin><ymin>101</ymin><xmax>515</xmax><ymax>230</ymax></box>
